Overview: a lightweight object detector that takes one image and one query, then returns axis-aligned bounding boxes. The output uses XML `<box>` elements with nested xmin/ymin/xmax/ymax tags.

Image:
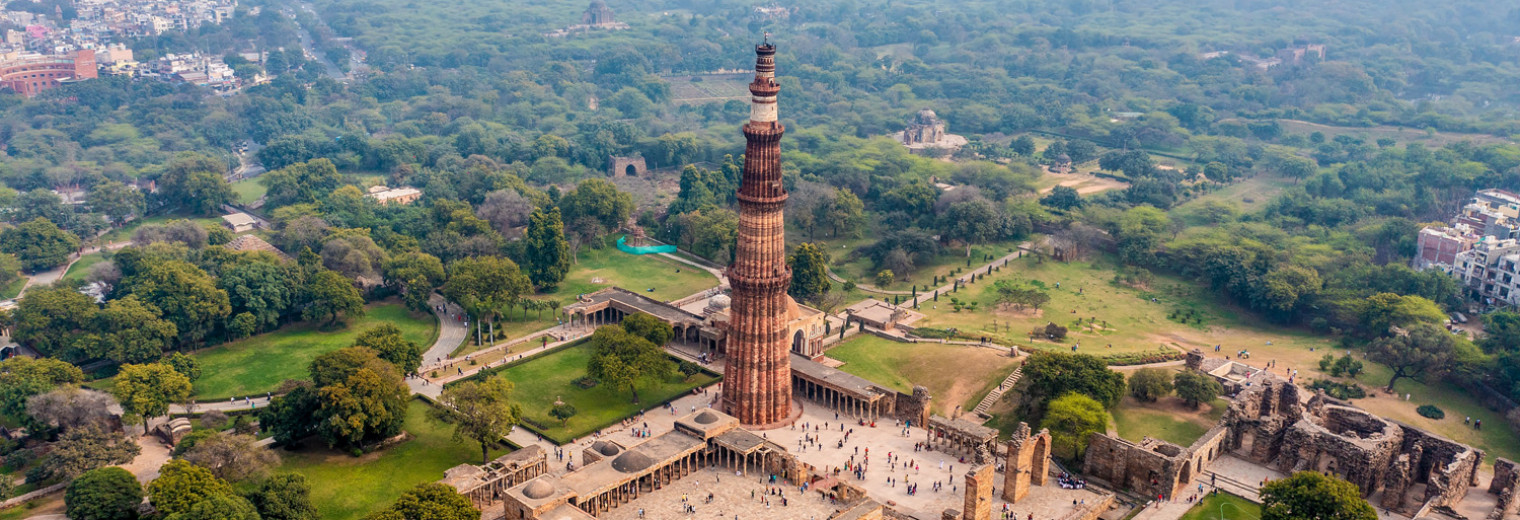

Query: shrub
<box><xmin>200</xmin><ymin>410</ymin><xmax>229</xmax><ymax>430</ymax></box>
<box><xmin>1309</xmin><ymin>379</ymin><xmax>1367</xmax><ymax>400</ymax></box>
<box><xmin>1127</xmin><ymin>368</ymin><xmax>1173</xmax><ymax>402</ymax></box>
<box><xmin>910</xmin><ymin>327</ymin><xmax>957</xmax><ymax>339</ymax></box>
<box><xmin>1416</xmin><ymin>405</ymin><xmax>1445</xmax><ymax>420</ymax></box>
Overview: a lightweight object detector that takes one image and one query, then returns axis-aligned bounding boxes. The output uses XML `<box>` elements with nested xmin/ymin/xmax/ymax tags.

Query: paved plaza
<box><xmin>764</xmin><ymin>403</ymin><xmax>1106</xmax><ymax>520</ymax></box>
<box><xmin>598</xmin><ymin>468</ymin><xmax>840</xmax><ymax>520</ymax></box>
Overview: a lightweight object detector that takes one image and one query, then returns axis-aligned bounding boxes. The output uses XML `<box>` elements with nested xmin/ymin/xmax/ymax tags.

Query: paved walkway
<box><xmin>12</xmin><ymin>240</ymin><xmax>130</xmax><ymax>301</ymax></box>
<box><xmin>421</xmin><ymin>293</ymin><xmax>469</xmax><ymax>362</ymax></box>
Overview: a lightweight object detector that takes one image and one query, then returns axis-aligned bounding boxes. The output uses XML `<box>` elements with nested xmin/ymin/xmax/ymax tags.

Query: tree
<box><xmin>10</xmin><ymin>286</ymin><xmax>97</xmax><ymax>360</ymax></box>
<box><xmin>167</xmin><ymin>493</ymin><xmax>260</xmax><ymax>520</ymax></box>
<box><xmin>245</xmin><ymin>473</ymin><xmax>319</xmax><ymax>520</ymax></box>
<box><xmin>875</xmin><ymin>269</ymin><xmax>895</xmax><ymax>287</ymax></box>
<box><xmin>113</xmin><ymin>363</ymin><xmax>192</xmax><ymax>433</ymax></box>
<box><xmin>1020</xmin><ymin>352</ymin><xmax>1125</xmax><ymax>410</ymax></box>
<box><xmin>1203</xmin><ymin>161</ymin><xmax>1229</xmax><ymax>182</ymax></box>
<box><xmin>363</xmin><ymin>483</ymin><xmax>479</xmax><ymax>520</ymax></box>
<box><xmin>26</xmin><ymin>386</ymin><xmax>116</xmax><ymax>431</ymax></box>
<box><xmin>1009</xmin><ymin>135</ymin><xmax>1036</xmax><ymax>156</ymax></box>
<box><xmin>383</xmin><ymin>252</ymin><xmax>445</xmax><ymax>313</ymax></box>
<box><xmin>66</xmin><ymin>466</ymin><xmax>144</xmax><ymax>520</ymax></box>
<box><xmin>1127</xmin><ymin>368</ymin><xmax>1173</xmax><ymax>402</ymax></box>
<box><xmin>43</xmin><ymin>424</ymin><xmax>141</xmax><ymax>479</ymax></box>
<box><xmin>1173</xmin><ymin>370</ymin><xmax>1223</xmax><ymax>409</ymax></box>
<box><xmin>1369</xmin><ymin>324</ymin><xmax>1460</xmax><ymax>391</ymax></box>
<box><xmin>560</xmin><ymin>178</ymin><xmax>634</xmax><ymax>233</ymax></box>
<box><xmin>522</xmin><ymin>207</ymin><xmax>571</xmax><ymax>290</ymax></box>
<box><xmin>550</xmin><ymin>402</ymin><xmax>578</xmax><ymax>426</ymax></box>
<box><xmin>1260</xmin><ymin>265</ymin><xmax>1322</xmax><ymax>316</ymax></box>
<box><xmin>788</xmin><ymin>243</ymin><xmax>832</xmax><ymax>302</ymax></box>
<box><xmin>321</xmin><ymin>232</ymin><xmax>388</xmax><ymax>281</ymax></box>
<box><xmin>149</xmin><ymin>460</ymin><xmax>237</xmax><ymax>518</ymax></box>
<box><xmin>0</xmin><ymin>217</ymin><xmax>80</xmax><ymax>270</ymax></box>
<box><xmin>939</xmin><ymin>199</ymin><xmax>1003</xmax><ymax>256</ymax></box>
<box><xmin>822</xmin><ymin>189</ymin><xmax>867</xmax><ymax>238</ymax></box>
<box><xmin>433</xmin><ymin>378</ymin><xmax>521</xmax><ymax>464</ymax></box>
<box><xmin>158</xmin><ymin>153</ymin><xmax>234</xmax><ymax>216</ymax></box>
<box><xmin>1355</xmin><ymin>293</ymin><xmax>1445</xmax><ymax>337</ymax></box>
<box><xmin>352</xmin><ymin>323</ymin><xmax>423</xmax><ymax>374</ymax></box>
<box><xmin>91</xmin><ymin>295</ymin><xmax>178</xmax><ymax>364</ymax></box>
<box><xmin>441</xmin><ymin>256</ymin><xmax>531</xmax><ymax>346</ymax></box>
<box><xmin>163</xmin><ymin>353</ymin><xmax>201</xmax><ymax>383</ymax></box>
<box><xmin>1261</xmin><ymin>471</ymin><xmax>1377</xmax><ymax>520</ymax></box>
<box><xmin>261</xmin><ymin>158</ymin><xmax>342</xmax><ymax>208</ymax></box>
<box><xmin>1041</xmin><ymin>393</ymin><xmax>1106</xmax><ymax>460</ymax></box>
<box><xmin>620</xmin><ymin>312</ymin><xmax>674</xmax><ymax>346</ymax></box>
<box><xmin>1480</xmin><ymin>311</ymin><xmax>1520</xmax><ymax>354</ymax></box>
<box><xmin>1039</xmin><ymin>186</ymin><xmax>1083</xmax><ymax>211</ymax></box>
<box><xmin>117</xmin><ymin>260</ymin><xmax>230</xmax><ymax>345</ymax></box>
<box><xmin>586</xmin><ymin>326</ymin><xmax>675</xmax><ymax>404</ymax></box>
<box><xmin>1116</xmin><ymin>206</ymin><xmax>1169</xmax><ymax>266</ymax></box>
<box><xmin>0</xmin><ymin>252</ymin><xmax>20</xmax><ymax>289</ymax></box>
<box><xmin>87</xmin><ymin>180</ymin><xmax>145</xmax><ymax>226</ymax></box>
<box><xmin>476</xmin><ymin>189</ymin><xmax>533</xmax><ymax>234</ymax></box>
<box><xmin>182</xmin><ymin>432</ymin><xmax>281</xmax><ymax>482</ymax></box>
<box><xmin>309</xmin><ymin>347</ymin><xmax>408</xmax><ymax>449</ymax></box>
<box><xmin>132</xmin><ymin>220</ymin><xmax>209</xmax><ymax>248</ymax></box>
<box><xmin>302</xmin><ymin>268</ymin><xmax>365</xmax><ymax>325</ymax></box>
<box><xmin>259</xmin><ymin>384</ymin><xmax>321</xmax><ymax>445</ymax></box>
<box><xmin>0</xmin><ymin>357</ymin><xmax>85</xmax><ymax>424</ymax></box>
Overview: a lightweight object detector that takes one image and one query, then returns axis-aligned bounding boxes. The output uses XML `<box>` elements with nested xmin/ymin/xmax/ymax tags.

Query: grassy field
<box><xmin>484</xmin><ymin>341</ymin><xmax>717</xmax><ymax>443</ymax></box>
<box><xmin>0</xmin><ymin>277</ymin><xmax>22</xmax><ymax>299</ymax></box>
<box><xmin>1348</xmin><ymin>363</ymin><xmax>1520</xmax><ymax>462</ymax></box>
<box><xmin>100</xmin><ymin>215</ymin><xmax>223</xmax><ymax>244</ymax></box>
<box><xmin>1111</xmin><ymin>396</ymin><xmax>1227</xmax><ymax>447</ymax></box>
<box><xmin>93</xmin><ymin>302</ymin><xmax>436</xmax><ymax>400</ymax></box>
<box><xmin>829</xmin><ymin>240</ymin><xmax>1023</xmax><ymax>292</ymax></box>
<box><xmin>1171</xmin><ymin>175</ymin><xmax>1293</xmax><ymax>222</ymax></box>
<box><xmin>0</xmin><ymin>495</ymin><xmax>64</xmax><ymax>520</ymax></box>
<box><xmin>61</xmin><ymin>251</ymin><xmax>108</xmax><ymax>282</ymax></box>
<box><xmin>825</xmin><ymin>334</ymin><xmax>1020</xmax><ymax>415</ymax></box>
<box><xmin>1178</xmin><ymin>491</ymin><xmax>1260</xmax><ymax>520</ymax></box>
<box><xmin>449</xmin><ymin>246</ymin><xmax>718</xmax><ymax>356</ymax></box>
<box><xmin>231</xmin><ymin>178</ymin><xmax>267</xmax><ymax>205</ymax></box>
<box><xmin>912</xmin><ymin>255</ymin><xmax>1340</xmax><ymax>357</ymax></box>
<box><xmin>276</xmin><ymin>399</ymin><xmax>506</xmax><ymax>520</ymax></box>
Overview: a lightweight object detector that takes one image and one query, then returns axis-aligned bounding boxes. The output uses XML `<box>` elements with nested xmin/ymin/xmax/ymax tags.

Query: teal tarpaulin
<box><xmin>616</xmin><ymin>235</ymin><xmax>677</xmax><ymax>255</ymax></box>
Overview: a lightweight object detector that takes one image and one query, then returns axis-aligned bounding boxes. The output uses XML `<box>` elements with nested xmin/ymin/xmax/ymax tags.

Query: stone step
<box><xmin>971</xmin><ymin>367</ymin><xmax>1023</xmax><ymax>414</ymax></box>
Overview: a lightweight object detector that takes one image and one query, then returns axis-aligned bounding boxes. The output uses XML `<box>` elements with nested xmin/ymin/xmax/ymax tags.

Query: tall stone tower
<box><xmin>720</xmin><ymin>42</ymin><xmax>793</xmax><ymax>426</ymax></box>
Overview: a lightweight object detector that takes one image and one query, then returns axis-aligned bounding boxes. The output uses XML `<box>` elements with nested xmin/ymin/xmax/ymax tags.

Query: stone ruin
<box><xmin>1082</xmin><ymin>424</ymin><xmax>1230</xmax><ymax>500</ymax></box>
<box><xmin>1219</xmin><ymin>369</ymin><xmax>1488</xmax><ymax>517</ymax></box>
<box><xmin>439</xmin><ymin>445</ymin><xmax>549</xmax><ymax>510</ymax></box>
<box><xmin>1002</xmin><ymin>422</ymin><xmax>1051</xmax><ymax>503</ymax></box>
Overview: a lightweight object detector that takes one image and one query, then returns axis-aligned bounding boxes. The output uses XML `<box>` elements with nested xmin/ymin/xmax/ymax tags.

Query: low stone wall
<box><xmin>0</xmin><ymin>482</ymin><xmax>67</xmax><ymax>510</ymax></box>
<box><xmin>1055</xmin><ymin>492</ymin><xmax>1114</xmax><ymax>520</ymax></box>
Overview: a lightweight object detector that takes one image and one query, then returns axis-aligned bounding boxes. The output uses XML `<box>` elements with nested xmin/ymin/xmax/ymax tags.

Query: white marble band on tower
<box><xmin>751</xmin><ymin>95</ymin><xmax>778</xmax><ymax>122</ymax></box>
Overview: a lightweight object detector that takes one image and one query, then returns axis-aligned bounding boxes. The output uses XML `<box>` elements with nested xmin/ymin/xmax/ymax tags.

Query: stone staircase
<box><xmin>972</xmin><ymin>365</ymin><xmax>1023</xmax><ymax>415</ymax></box>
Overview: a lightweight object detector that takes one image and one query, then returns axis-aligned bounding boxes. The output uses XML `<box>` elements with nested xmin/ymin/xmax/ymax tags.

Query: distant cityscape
<box><xmin>0</xmin><ymin>0</ymin><xmax>248</xmax><ymax>95</ymax></box>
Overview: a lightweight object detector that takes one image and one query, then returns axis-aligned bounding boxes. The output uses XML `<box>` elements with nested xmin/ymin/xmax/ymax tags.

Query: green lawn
<box><xmin>484</xmin><ymin>341</ymin><xmax>717</xmax><ymax>444</ymax></box>
<box><xmin>92</xmin><ymin>303</ymin><xmax>435</xmax><ymax>400</ymax></box>
<box><xmin>0</xmin><ymin>277</ymin><xmax>22</xmax><ymax>299</ymax></box>
<box><xmin>553</xmin><ymin>246</ymin><xmax>718</xmax><ymax>305</ymax></box>
<box><xmin>61</xmin><ymin>252</ymin><xmax>108</xmax><ymax>282</ymax></box>
<box><xmin>1111</xmin><ymin>396</ymin><xmax>1227</xmax><ymax>447</ymax></box>
<box><xmin>276</xmin><ymin>399</ymin><xmax>506</xmax><ymax>520</ymax></box>
<box><xmin>232</xmin><ymin>178</ymin><xmax>267</xmax><ymax>205</ymax></box>
<box><xmin>825</xmin><ymin>335</ymin><xmax>1020</xmax><ymax>416</ymax></box>
<box><xmin>450</xmin><ymin>246</ymin><xmax>718</xmax><ymax>356</ymax></box>
<box><xmin>1178</xmin><ymin>492</ymin><xmax>1260</xmax><ymax>520</ymax></box>
<box><xmin>829</xmin><ymin>240</ymin><xmax>1023</xmax><ymax>292</ymax></box>
<box><xmin>100</xmin><ymin>215</ymin><xmax>223</xmax><ymax>244</ymax></box>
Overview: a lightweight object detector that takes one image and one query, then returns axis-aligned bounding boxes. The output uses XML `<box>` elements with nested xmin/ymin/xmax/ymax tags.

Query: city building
<box><xmin>0</xmin><ymin>49</ymin><xmax>96</xmax><ymax>96</ymax></box>
<box><xmin>1450</xmin><ymin>237</ymin><xmax>1520</xmax><ymax>307</ymax></box>
<box><xmin>366</xmin><ymin>185</ymin><xmax>422</xmax><ymax>205</ymax></box>
<box><xmin>221</xmin><ymin>212</ymin><xmax>259</xmax><ymax>233</ymax></box>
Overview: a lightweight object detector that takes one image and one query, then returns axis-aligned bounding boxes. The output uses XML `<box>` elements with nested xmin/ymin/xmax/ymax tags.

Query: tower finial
<box><xmin>764</xmin><ymin>31</ymin><xmax>770</xmax><ymax>44</ymax></box>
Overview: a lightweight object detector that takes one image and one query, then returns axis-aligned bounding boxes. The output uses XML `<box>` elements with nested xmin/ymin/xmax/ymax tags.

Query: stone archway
<box><xmin>1030</xmin><ymin>434</ymin><xmax>1049</xmax><ymax>485</ymax></box>
<box><xmin>791</xmin><ymin>329</ymin><xmax>805</xmax><ymax>354</ymax></box>
<box><xmin>625</xmin><ymin>164</ymin><xmax>638</xmax><ymax>176</ymax></box>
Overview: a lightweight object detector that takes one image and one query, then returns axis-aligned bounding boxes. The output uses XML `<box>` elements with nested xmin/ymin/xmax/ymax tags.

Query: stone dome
<box><xmin>522</xmin><ymin>479</ymin><xmax>556</xmax><ymax>500</ymax></box>
<box><xmin>709</xmin><ymin>294</ymin><xmax>731</xmax><ymax>308</ymax></box>
<box><xmin>611</xmin><ymin>451</ymin><xmax>654</xmax><ymax>473</ymax></box>
<box><xmin>694</xmin><ymin>410</ymin><xmax>720</xmax><ymax>424</ymax></box>
<box><xmin>915</xmin><ymin>108</ymin><xmax>938</xmax><ymax>123</ymax></box>
<box><xmin>592</xmin><ymin>440</ymin><xmax>621</xmax><ymax>456</ymax></box>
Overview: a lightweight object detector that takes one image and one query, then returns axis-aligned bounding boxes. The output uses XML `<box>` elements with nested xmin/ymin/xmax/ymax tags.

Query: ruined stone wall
<box><xmin>895</xmin><ymin>386</ymin><xmax>932</xmax><ymax>427</ymax></box>
<box><xmin>1002</xmin><ymin>423</ymin><xmax>1051</xmax><ymax>503</ymax></box>
<box><xmin>1082</xmin><ymin>434</ymin><xmax>1185</xmax><ymax>499</ymax></box>
<box><xmin>1274</xmin><ymin>407</ymin><xmax>1402</xmax><ymax>496</ymax></box>
<box><xmin>1489</xmin><ymin>458</ymin><xmax>1520</xmax><ymax>520</ymax></box>
<box><xmin>964</xmin><ymin>464</ymin><xmax>994</xmax><ymax>520</ymax></box>
<box><xmin>1394</xmin><ymin>423</ymin><xmax>1484</xmax><ymax>510</ymax></box>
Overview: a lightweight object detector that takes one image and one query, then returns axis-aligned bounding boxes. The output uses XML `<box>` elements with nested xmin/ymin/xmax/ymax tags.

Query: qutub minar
<box><xmin>719</xmin><ymin>41</ymin><xmax>794</xmax><ymax>426</ymax></box>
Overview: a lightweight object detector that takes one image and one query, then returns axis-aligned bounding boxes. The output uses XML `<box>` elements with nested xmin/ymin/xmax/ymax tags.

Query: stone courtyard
<box><xmin>596</xmin><ymin>468</ymin><xmax>839</xmax><ymax>520</ymax></box>
<box><xmin>763</xmin><ymin>403</ymin><xmax>1106</xmax><ymax>520</ymax></box>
